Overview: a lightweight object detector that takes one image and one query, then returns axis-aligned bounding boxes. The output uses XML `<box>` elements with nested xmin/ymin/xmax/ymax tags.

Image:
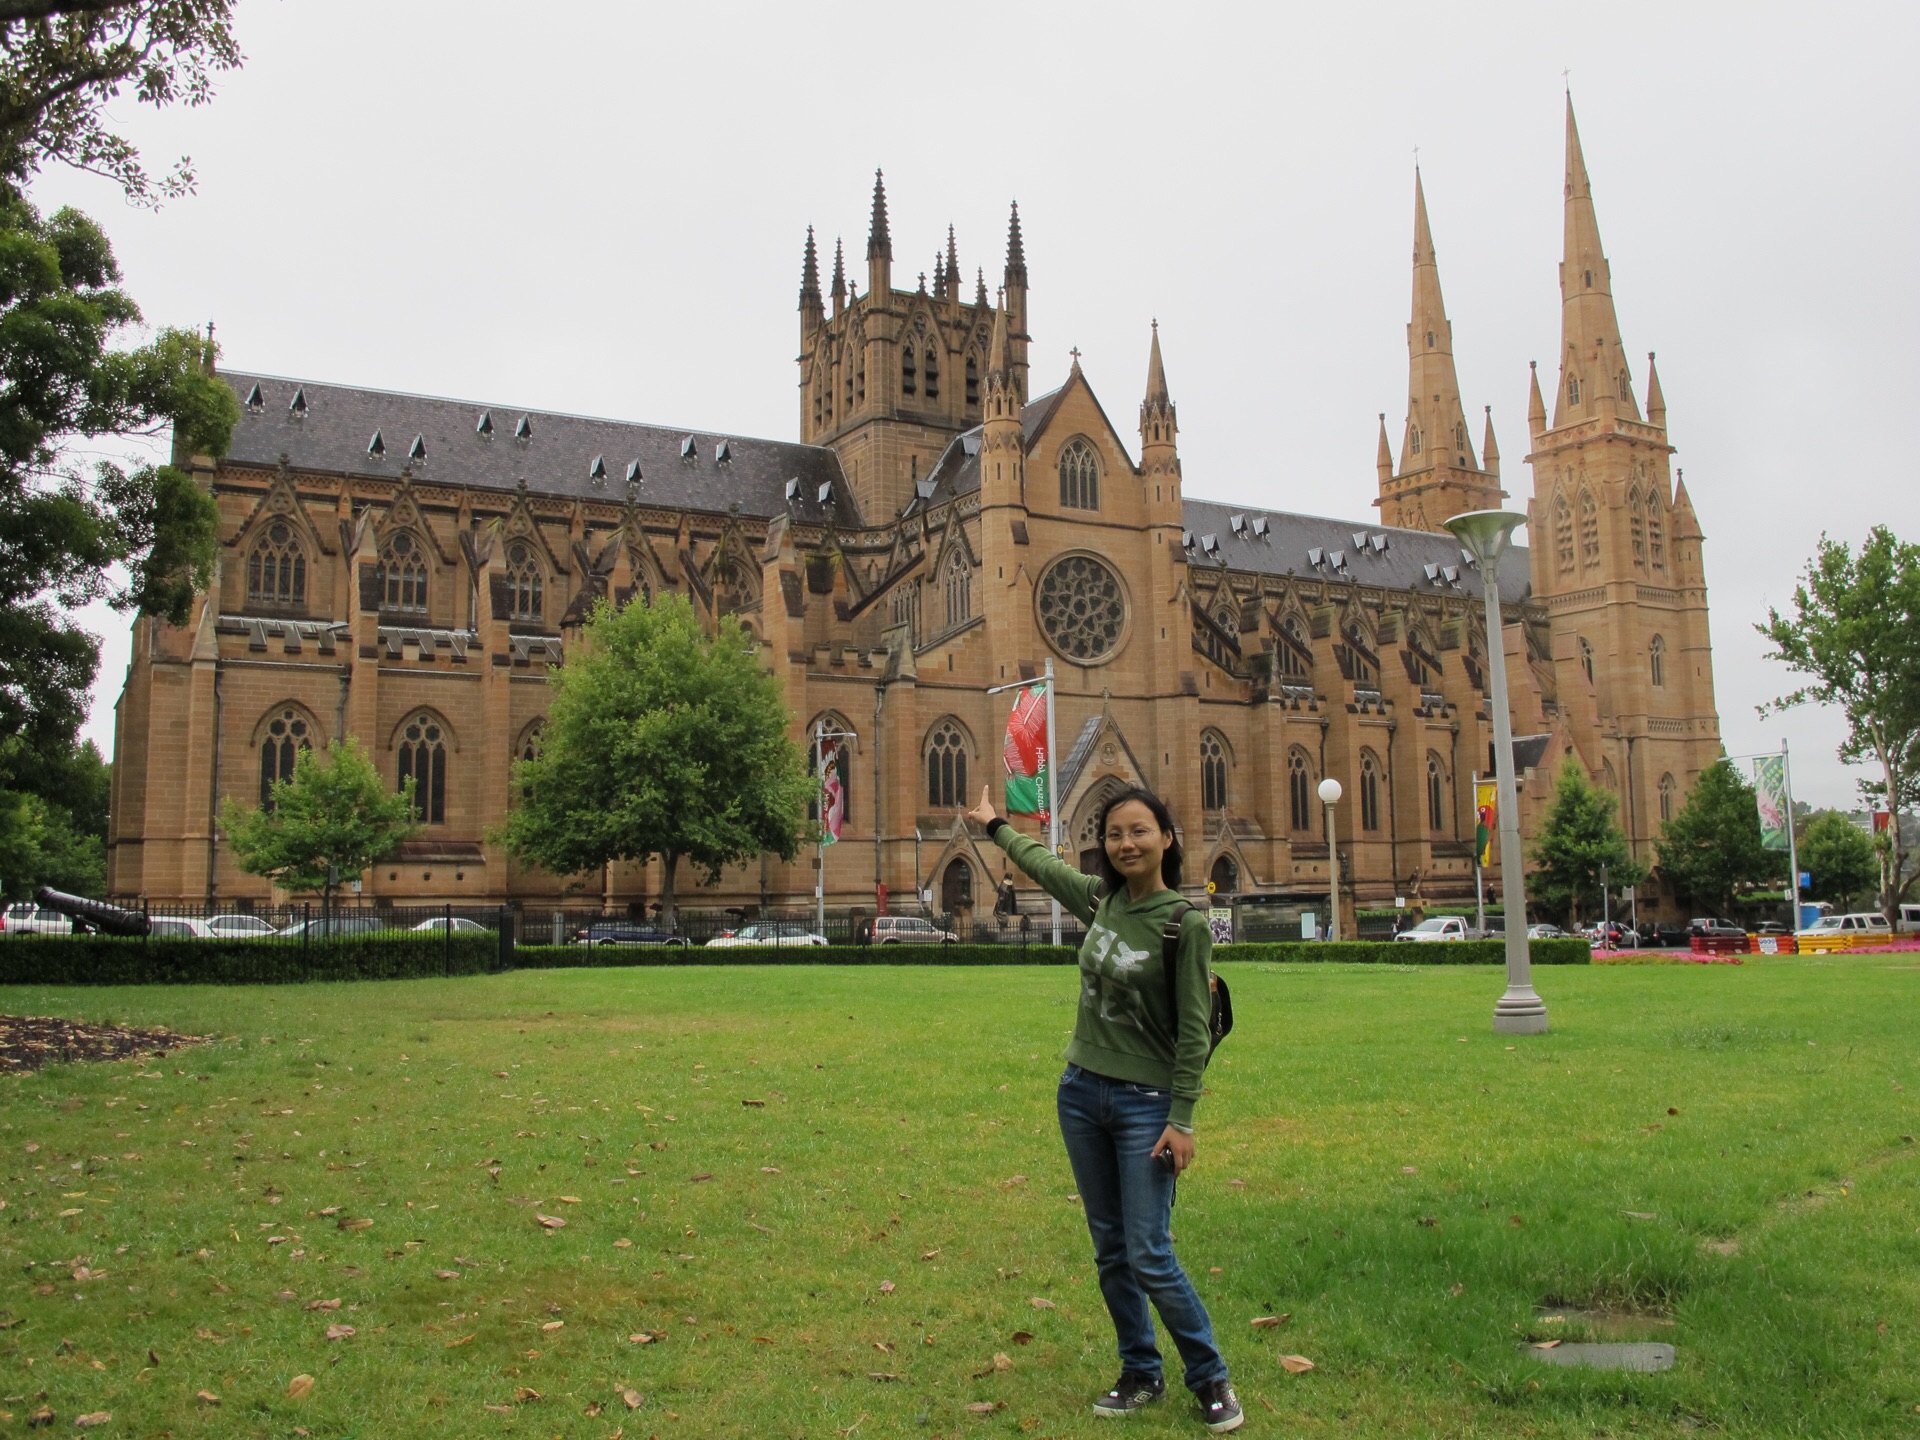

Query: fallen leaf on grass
<box><xmin>1279</xmin><ymin>1354</ymin><xmax>1315</xmax><ymax>1374</ymax></box>
<box><xmin>584</xmin><ymin>1400</ymin><xmax>605</xmax><ymax>1418</ymax></box>
<box><xmin>1250</xmin><ymin>1315</ymin><xmax>1290</xmax><ymax>1328</ymax></box>
<box><xmin>969</xmin><ymin>1352</ymin><xmax>1013</xmax><ymax>1379</ymax></box>
<box><xmin>557</xmin><ymin>1195</ymin><xmax>582</xmax><ymax>1204</ymax></box>
<box><xmin>1227</xmin><ymin>1179</ymin><xmax>1247</xmax><ymax>1189</ymax></box>
<box><xmin>868</xmin><ymin>1371</ymin><xmax>903</xmax><ymax>1381</ymax></box>
<box><xmin>613</xmin><ymin>1238</ymin><xmax>633</xmax><ymax>1248</ymax></box>
<box><xmin>325</xmin><ymin>1324</ymin><xmax>355</xmax><ymax>1341</ymax></box>
<box><xmin>965</xmin><ymin>1401</ymin><xmax>1005</xmax><ymax>1414</ymax></box>
<box><xmin>535</xmin><ymin>1214</ymin><xmax>567</xmax><ymax>1230</ymax></box>
<box><xmin>749</xmin><ymin>1222</ymin><xmax>773</xmax><ymax>1235</ymax></box>
<box><xmin>689</xmin><ymin>1173</ymin><xmax>714</xmax><ymax>1183</ymax></box>
<box><xmin>1010</xmin><ymin>1331</ymin><xmax>1033</xmax><ymax>1345</ymax></box>
<box><xmin>57</xmin><ymin>1208</ymin><xmax>82</xmax><ymax>1218</ymax></box>
<box><xmin>27</xmin><ymin>1406</ymin><xmax>53</xmax><ymax>1427</ymax></box>
<box><xmin>873</xmin><ymin>1341</ymin><xmax>894</xmax><ymax>1353</ymax></box>
<box><xmin>287</xmin><ymin>1374</ymin><xmax>315</xmax><ymax>1399</ymax></box>
<box><xmin>1401</xmin><ymin>1166</ymin><xmax>1419</xmax><ymax>1174</ymax></box>
<box><xmin>75</xmin><ymin>1414</ymin><xmax>111</xmax><ymax>1428</ymax></box>
<box><xmin>305</xmin><ymin>1298</ymin><xmax>342</xmax><ymax>1311</ymax></box>
<box><xmin>541</xmin><ymin>1320</ymin><xmax>565</xmax><ymax>1332</ymax></box>
<box><xmin>1000</xmin><ymin>1174</ymin><xmax>1028</xmax><ymax>1189</ymax></box>
<box><xmin>435</xmin><ymin>1268</ymin><xmax>460</xmax><ymax>1279</ymax></box>
<box><xmin>317</xmin><ymin>1206</ymin><xmax>340</xmax><ymax>1216</ymax></box>
<box><xmin>483</xmin><ymin>1404</ymin><xmax>512</xmax><ymax>1414</ymax></box>
<box><xmin>444</xmin><ymin>1334</ymin><xmax>475</xmax><ymax>1349</ymax></box>
<box><xmin>741</xmin><ymin>1099</ymin><xmax>765</xmax><ymax>1108</ymax></box>
<box><xmin>877</xmin><ymin>1281</ymin><xmax>895</xmax><ymax>1295</ymax></box>
<box><xmin>337</xmin><ymin>1217</ymin><xmax>373</xmax><ymax>1231</ymax></box>
<box><xmin>1418</xmin><ymin>1216</ymin><xmax>1438</xmax><ymax>1227</ymax></box>
<box><xmin>760</xmin><ymin>1165</ymin><xmax>781</xmax><ymax>1173</ymax></box>
<box><xmin>1028</xmin><ymin>1297</ymin><xmax>1055</xmax><ymax>1310</ymax></box>
<box><xmin>195</xmin><ymin>1390</ymin><xmax>220</xmax><ymax>1405</ymax></box>
<box><xmin>920</xmin><ymin>1249</ymin><xmax>941</xmax><ymax>1261</ymax></box>
<box><xmin>514</xmin><ymin>1387</ymin><xmax>541</xmax><ymax>1402</ymax></box>
<box><xmin>619</xmin><ymin>1388</ymin><xmax>642</xmax><ymax>1409</ymax></box>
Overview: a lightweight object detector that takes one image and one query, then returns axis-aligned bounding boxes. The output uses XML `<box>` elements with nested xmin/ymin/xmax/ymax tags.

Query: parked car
<box><xmin>1801</xmin><ymin>912</ymin><xmax>1893</xmax><ymax>939</ymax></box>
<box><xmin>204</xmin><ymin>913</ymin><xmax>278</xmax><ymax>939</ymax></box>
<box><xmin>1</xmin><ymin>902</ymin><xmax>75</xmax><ymax>935</ymax></box>
<box><xmin>1754</xmin><ymin>920</ymin><xmax>1792</xmax><ymax>936</ymax></box>
<box><xmin>574</xmin><ymin>920</ymin><xmax>687</xmax><ymax>947</ymax></box>
<box><xmin>1526</xmin><ymin>923</ymin><xmax>1566</xmax><ymax>940</ymax></box>
<box><xmin>1393</xmin><ymin>916</ymin><xmax>1476</xmax><ymax>942</ymax></box>
<box><xmin>146</xmin><ymin>916</ymin><xmax>215</xmax><ymax>940</ymax></box>
<box><xmin>412</xmin><ymin>916</ymin><xmax>491</xmax><ymax>933</ymax></box>
<box><xmin>1688</xmin><ymin>918</ymin><xmax>1747</xmax><ymax>939</ymax></box>
<box><xmin>705</xmin><ymin>922</ymin><xmax>830</xmax><ymax>949</ymax></box>
<box><xmin>870</xmin><ymin>915</ymin><xmax>958</xmax><ymax>945</ymax></box>
<box><xmin>277</xmin><ymin>916</ymin><xmax>385</xmax><ymax>938</ymax></box>
<box><xmin>1587</xmin><ymin>921</ymin><xmax>1638</xmax><ymax>948</ymax></box>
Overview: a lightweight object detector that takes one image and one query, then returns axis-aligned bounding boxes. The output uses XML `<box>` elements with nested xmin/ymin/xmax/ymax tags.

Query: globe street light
<box><xmin>1442</xmin><ymin>509</ymin><xmax>1549</xmax><ymax>1035</ymax></box>
<box><xmin>1317</xmin><ymin>777</ymin><xmax>1343</xmax><ymax>943</ymax></box>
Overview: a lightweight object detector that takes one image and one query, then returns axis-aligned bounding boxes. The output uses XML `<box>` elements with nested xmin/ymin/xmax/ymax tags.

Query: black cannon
<box><xmin>34</xmin><ymin>887</ymin><xmax>150</xmax><ymax>938</ymax></box>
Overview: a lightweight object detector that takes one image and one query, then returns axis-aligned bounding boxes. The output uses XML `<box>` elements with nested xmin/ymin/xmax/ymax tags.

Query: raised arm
<box><xmin>964</xmin><ymin>785</ymin><xmax>1103</xmax><ymax>926</ymax></box>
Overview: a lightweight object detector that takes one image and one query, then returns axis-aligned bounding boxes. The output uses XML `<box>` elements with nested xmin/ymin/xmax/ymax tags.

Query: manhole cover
<box><xmin>1527</xmin><ymin>1342</ymin><xmax>1674</xmax><ymax>1372</ymax></box>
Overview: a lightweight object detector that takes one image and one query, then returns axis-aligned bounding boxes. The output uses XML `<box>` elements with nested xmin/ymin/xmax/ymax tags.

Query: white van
<box><xmin>1897</xmin><ymin>904</ymin><xmax>1920</xmax><ymax>934</ymax></box>
<box><xmin>1801</xmin><ymin>912</ymin><xmax>1893</xmax><ymax>939</ymax></box>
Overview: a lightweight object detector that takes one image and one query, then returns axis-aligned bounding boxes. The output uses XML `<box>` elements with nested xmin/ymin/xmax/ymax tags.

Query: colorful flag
<box><xmin>1002</xmin><ymin>683</ymin><xmax>1050</xmax><ymax>821</ymax></box>
<box><xmin>820</xmin><ymin>742</ymin><xmax>845</xmax><ymax>845</ymax></box>
<box><xmin>1753</xmin><ymin>755</ymin><xmax>1790</xmax><ymax>852</ymax></box>
<box><xmin>1473</xmin><ymin>780</ymin><xmax>1497</xmax><ymax>867</ymax></box>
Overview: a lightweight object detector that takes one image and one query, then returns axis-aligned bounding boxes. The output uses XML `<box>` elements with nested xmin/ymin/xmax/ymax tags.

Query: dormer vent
<box><xmin>1307</xmin><ymin>547</ymin><xmax>1323</xmax><ymax>568</ymax></box>
<box><xmin>1370</xmin><ymin>534</ymin><xmax>1389</xmax><ymax>553</ymax></box>
<box><xmin>589</xmin><ymin>455</ymin><xmax>607</xmax><ymax>481</ymax></box>
<box><xmin>1229</xmin><ymin>514</ymin><xmax>1246</xmax><ymax>536</ymax></box>
<box><xmin>1442</xmin><ymin>565</ymin><xmax>1460</xmax><ymax>584</ymax></box>
<box><xmin>476</xmin><ymin>410</ymin><xmax>493</xmax><ymax>437</ymax></box>
<box><xmin>625</xmin><ymin>459</ymin><xmax>642</xmax><ymax>486</ymax></box>
<box><xmin>714</xmin><ymin>439</ymin><xmax>732</xmax><ymax>464</ymax></box>
<box><xmin>1181</xmin><ymin>530</ymin><xmax>1195</xmax><ymax>550</ymax></box>
<box><xmin>1251</xmin><ymin>516</ymin><xmax>1270</xmax><ymax>538</ymax></box>
<box><xmin>817</xmin><ymin>481</ymin><xmax>834</xmax><ymax>507</ymax></box>
<box><xmin>513</xmin><ymin>415</ymin><xmax>532</xmax><ymax>441</ymax></box>
<box><xmin>408</xmin><ymin>434</ymin><xmax>426</xmax><ymax>461</ymax></box>
<box><xmin>1200</xmin><ymin>533</ymin><xmax>1219</xmax><ymax>556</ymax></box>
<box><xmin>1351</xmin><ymin>531</ymin><xmax>1369</xmax><ymax>552</ymax></box>
<box><xmin>243</xmin><ymin>382</ymin><xmax>264</xmax><ymax>410</ymax></box>
<box><xmin>1424</xmin><ymin>562</ymin><xmax>1441</xmax><ymax>583</ymax></box>
<box><xmin>288</xmin><ymin>387</ymin><xmax>307</xmax><ymax>416</ymax></box>
<box><xmin>1329</xmin><ymin>549</ymin><xmax>1347</xmax><ymax>570</ymax></box>
<box><xmin>367</xmin><ymin>430</ymin><xmax>385</xmax><ymax>457</ymax></box>
<box><xmin>914</xmin><ymin>478</ymin><xmax>937</xmax><ymax>501</ymax></box>
<box><xmin>680</xmin><ymin>435</ymin><xmax>697</xmax><ymax>460</ymax></box>
<box><xmin>785</xmin><ymin>478</ymin><xmax>802</xmax><ymax>504</ymax></box>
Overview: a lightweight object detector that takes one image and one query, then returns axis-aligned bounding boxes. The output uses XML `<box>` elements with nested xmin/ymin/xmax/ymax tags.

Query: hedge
<box><xmin>0</xmin><ymin>932</ymin><xmax>503</xmax><ymax>986</ymax></box>
<box><xmin>512</xmin><ymin>938</ymin><xmax>1590</xmax><ymax>969</ymax></box>
<box><xmin>1216</xmin><ymin>938</ymin><xmax>1590</xmax><ymax>966</ymax></box>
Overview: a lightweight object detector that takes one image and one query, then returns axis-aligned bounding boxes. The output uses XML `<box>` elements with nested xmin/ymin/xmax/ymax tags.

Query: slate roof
<box><xmin>219</xmin><ymin>372</ymin><xmax>857</xmax><ymax>526</ymax></box>
<box><xmin>909</xmin><ymin>389</ymin><xmax>1066</xmax><ymax>512</ymax></box>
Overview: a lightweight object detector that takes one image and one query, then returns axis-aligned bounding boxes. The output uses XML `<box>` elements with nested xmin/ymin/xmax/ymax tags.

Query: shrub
<box><xmin>511</xmin><ymin>943</ymin><xmax>1080</xmax><ymax>969</ymax></box>
<box><xmin>0</xmin><ymin>932</ymin><xmax>503</xmax><ymax>985</ymax></box>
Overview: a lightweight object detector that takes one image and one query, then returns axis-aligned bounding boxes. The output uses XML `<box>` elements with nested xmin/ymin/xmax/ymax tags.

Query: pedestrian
<box><xmin>964</xmin><ymin>784</ymin><xmax>1242</xmax><ymax>1432</ymax></box>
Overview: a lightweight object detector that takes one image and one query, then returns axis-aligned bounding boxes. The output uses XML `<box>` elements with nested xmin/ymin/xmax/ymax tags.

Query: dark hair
<box><xmin>1093</xmin><ymin>787</ymin><xmax>1184</xmax><ymax>894</ymax></box>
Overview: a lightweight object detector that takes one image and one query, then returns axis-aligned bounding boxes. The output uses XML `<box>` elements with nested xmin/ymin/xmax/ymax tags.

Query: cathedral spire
<box><xmin>867</xmin><ymin>169</ymin><xmax>892</xmax><ymax>297</ymax></box>
<box><xmin>1402</xmin><ymin>167</ymin><xmax>1473</xmax><ymax>473</ymax></box>
<box><xmin>830</xmin><ymin>236</ymin><xmax>845</xmax><ymax>313</ymax></box>
<box><xmin>1481</xmin><ymin>405</ymin><xmax>1500</xmax><ymax>477</ymax></box>
<box><xmin>1145</xmin><ymin>319</ymin><xmax>1169</xmax><ymax>403</ymax></box>
<box><xmin>975</xmin><ymin>266</ymin><xmax>987</xmax><ymax>307</ymax></box>
<box><xmin>1003</xmin><ymin>200</ymin><xmax>1027</xmax><ymax>291</ymax></box>
<box><xmin>1140</xmin><ymin>320</ymin><xmax>1178</xmax><ymax>460</ymax></box>
<box><xmin>1376</xmin><ymin>413</ymin><xmax>1393</xmax><ymax>489</ymax></box>
<box><xmin>1645</xmin><ymin>350</ymin><xmax>1666</xmax><ymax>428</ymax></box>
<box><xmin>1554</xmin><ymin>96</ymin><xmax>1637</xmax><ymax>427</ymax></box>
<box><xmin>1527</xmin><ymin>359</ymin><xmax>1547</xmax><ymax>440</ymax></box>
<box><xmin>945</xmin><ymin>224</ymin><xmax>960</xmax><ymax>301</ymax></box>
<box><xmin>799</xmin><ymin>226</ymin><xmax>822</xmax><ymax>315</ymax></box>
<box><xmin>986</xmin><ymin>293</ymin><xmax>1012</xmax><ymax>382</ymax></box>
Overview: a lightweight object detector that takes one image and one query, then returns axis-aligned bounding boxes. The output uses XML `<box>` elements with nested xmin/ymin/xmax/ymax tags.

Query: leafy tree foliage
<box><xmin>1759</xmin><ymin>526</ymin><xmax>1920</xmax><ymax>913</ymax></box>
<box><xmin>1654</xmin><ymin>759</ymin><xmax>1784</xmax><ymax>916</ymax></box>
<box><xmin>0</xmin><ymin>0</ymin><xmax>241</xmax><ymax>205</ymax></box>
<box><xmin>0</xmin><ymin>192</ymin><xmax>235</xmax><ymax>780</ymax></box>
<box><xmin>1527</xmin><ymin>757</ymin><xmax>1645</xmax><ymax>927</ymax></box>
<box><xmin>219</xmin><ymin>737</ymin><xmax>419</xmax><ymax>894</ymax></box>
<box><xmin>498</xmin><ymin>594</ymin><xmax>814</xmax><ymax>926</ymax></box>
<box><xmin>0</xmin><ymin>736</ymin><xmax>106</xmax><ymax>896</ymax></box>
<box><xmin>1800</xmin><ymin>811</ymin><xmax>1878</xmax><ymax>912</ymax></box>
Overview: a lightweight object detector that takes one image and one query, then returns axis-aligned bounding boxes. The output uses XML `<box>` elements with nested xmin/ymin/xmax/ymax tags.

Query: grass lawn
<box><xmin>1</xmin><ymin>956</ymin><xmax>1916</xmax><ymax>1439</ymax></box>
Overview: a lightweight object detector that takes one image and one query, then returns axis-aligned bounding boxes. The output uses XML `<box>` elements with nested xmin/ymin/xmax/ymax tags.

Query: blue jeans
<box><xmin>1056</xmin><ymin>1063</ymin><xmax>1228</xmax><ymax>1391</ymax></box>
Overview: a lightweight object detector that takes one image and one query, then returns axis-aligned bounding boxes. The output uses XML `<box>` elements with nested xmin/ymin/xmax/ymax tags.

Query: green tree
<box><xmin>1759</xmin><ymin>526</ymin><xmax>1920</xmax><ymax>915</ymax></box>
<box><xmin>1528</xmin><ymin>756</ymin><xmax>1645</xmax><ymax>927</ymax></box>
<box><xmin>0</xmin><ymin>0</ymin><xmax>241</xmax><ymax>205</ymax></box>
<box><xmin>498</xmin><ymin>594</ymin><xmax>814</xmax><ymax>927</ymax></box>
<box><xmin>1654</xmin><ymin>759</ymin><xmax>1785</xmax><ymax>916</ymax></box>
<box><xmin>1799</xmin><ymin>811</ymin><xmax>1878</xmax><ymax>911</ymax></box>
<box><xmin>219</xmin><ymin>737</ymin><xmax>419</xmax><ymax>895</ymax></box>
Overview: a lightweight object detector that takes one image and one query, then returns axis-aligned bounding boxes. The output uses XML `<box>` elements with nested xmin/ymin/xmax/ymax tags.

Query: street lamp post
<box><xmin>1318</xmin><ymin>777</ymin><xmax>1343</xmax><ymax>943</ymax></box>
<box><xmin>1443</xmin><ymin>509</ymin><xmax>1549</xmax><ymax>1035</ymax></box>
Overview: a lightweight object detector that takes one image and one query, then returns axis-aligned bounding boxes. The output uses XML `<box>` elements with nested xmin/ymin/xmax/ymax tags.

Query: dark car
<box><xmin>574</xmin><ymin>921</ymin><xmax>688</xmax><ymax>948</ymax></box>
<box><xmin>277</xmin><ymin>915</ymin><xmax>385</xmax><ymax>938</ymax></box>
<box><xmin>1689</xmin><ymin>917</ymin><xmax>1747</xmax><ymax>939</ymax></box>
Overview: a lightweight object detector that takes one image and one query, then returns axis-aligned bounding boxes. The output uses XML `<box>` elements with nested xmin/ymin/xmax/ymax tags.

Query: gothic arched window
<box><xmin>1579</xmin><ymin>489</ymin><xmax>1600</xmax><ymax>567</ymax></box>
<box><xmin>965</xmin><ymin>354</ymin><xmax>979</xmax><ymax>408</ymax></box>
<box><xmin>1277</xmin><ymin>614</ymin><xmax>1310</xmax><ymax>679</ymax></box>
<box><xmin>1409</xmin><ymin>427</ymin><xmax>1422</xmax><ymax>455</ymax></box>
<box><xmin>1058</xmin><ymin>438</ymin><xmax>1099</xmax><ymax>511</ymax></box>
<box><xmin>925</xmin><ymin>720</ymin><xmax>969</xmax><ymax>809</ymax></box>
<box><xmin>506</xmin><ymin>540</ymin><xmax>543</xmax><ymax>622</ymax></box>
<box><xmin>257</xmin><ymin>707</ymin><xmax>313</xmax><ymax>809</ymax></box>
<box><xmin>1553</xmin><ymin>491</ymin><xmax>1575</xmax><ymax>575</ymax></box>
<box><xmin>943</xmin><ymin>545</ymin><xmax>972</xmax><ymax>630</ymax></box>
<box><xmin>1629</xmin><ymin>487</ymin><xmax>1647</xmax><ymax>568</ymax></box>
<box><xmin>1648</xmin><ymin>492</ymin><xmax>1665</xmax><ymax>569</ymax></box>
<box><xmin>1618</xmin><ymin>372</ymin><xmax>1632</xmax><ymax>403</ymax></box>
<box><xmin>901</xmin><ymin>345</ymin><xmax>916</xmax><ymax>397</ymax></box>
<box><xmin>1427</xmin><ymin>751</ymin><xmax>1447</xmax><ymax>832</ymax></box>
<box><xmin>1649</xmin><ymin>634</ymin><xmax>1666</xmax><ymax>688</ymax></box>
<box><xmin>515</xmin><ymin>721</ymin><xmax>543</xmax><ymax>803</ymax></box>
<box><xmin>380</xmin><ymin>531</ymin><xmax>428</xmax><ymax>613</ymax></box>
<box><xmin>1200</xmin><ymin>731</ymin><xmax>1228</xmax><ymax>812</ymax></box>
<box><xmin>247</xmin><ymin>521</ymin><xmax>306</xmax><ymax>608</ymax></box>
<box><xmin>1567</xmin><ymin>374</ymin><xmax>1582</xmax><ymax>405</ymax></box>
<box><xmin>1579</xmin><ymin>635</ymin><xmax>1595</xmax><ymax>685</ymax></box>
<box><xmin>1288</xmin><ymin>749</ymin><xmax>1313</xmax><ymax>833</ymax></box>
<box><xmin>1360</xmin><ymin>750</ymin><xmax>1382</xmax><ymax>832</ymax></box>
<box><xmin>923</xmin><ymin>344</ymin><xmax>939</xmax><ymax>400</ymax></box>
<box><xmin>396</xmin><ymin>712</ymin><xmax>448</xmax><ymax>824</ymax></box>
<box><xmin>1659</xmin><ymin>772</ymin><xmax>1676</xmax><ymax>823</ymax></box>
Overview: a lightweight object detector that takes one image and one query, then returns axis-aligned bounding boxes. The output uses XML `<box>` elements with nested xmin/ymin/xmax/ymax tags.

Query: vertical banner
<box><xmin>1753</xmin><ymin>755</ymin><xmax>1790</xmax><ymax>852</ymax></box>
<box><xmin>820</xmin><ymin>742</ymin><xmax>845</xmax><ymax>845</ymax></box>
<box><xmin>1002</xmin><ymin>683</ymin><xmax>1051</xmax><ymax>821</ymax></box>
<box><xmin>1473</xmin><ymin>780</ymin><xmax>1498</xmax><ymax>867</ymax></box>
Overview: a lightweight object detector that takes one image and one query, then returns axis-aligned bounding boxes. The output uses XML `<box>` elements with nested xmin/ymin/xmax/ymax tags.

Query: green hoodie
<box><xmin>990</xmin><ymin>823</ymin><xmax>1213</xmax><ymax>1130</ymax></box>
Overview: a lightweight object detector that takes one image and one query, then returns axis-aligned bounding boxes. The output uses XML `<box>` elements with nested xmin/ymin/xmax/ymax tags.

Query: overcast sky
<box><xmin>43</xmin><ymin>0</ymin><xmax>1918</xmax><ymax>809</ymax></box>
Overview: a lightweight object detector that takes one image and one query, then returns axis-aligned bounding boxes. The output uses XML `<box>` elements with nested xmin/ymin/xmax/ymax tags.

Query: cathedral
<box><xmin>105</xmin><ymin>99</ymin><xmax>1721</xmax><ymax>927</ymax></box>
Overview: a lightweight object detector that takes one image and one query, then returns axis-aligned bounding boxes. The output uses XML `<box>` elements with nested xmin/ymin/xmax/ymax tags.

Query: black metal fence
<box><xmin>514</xmin><ymin>904</ymin><xmax>1091</xmax><ymax>951</ymax></box>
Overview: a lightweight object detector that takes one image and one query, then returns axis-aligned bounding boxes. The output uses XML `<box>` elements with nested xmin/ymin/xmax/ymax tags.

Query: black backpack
<box><xmin>1162</xmin><ymin>901</ymin><xmax>1232</xmax><ymax>1062</ymax></box>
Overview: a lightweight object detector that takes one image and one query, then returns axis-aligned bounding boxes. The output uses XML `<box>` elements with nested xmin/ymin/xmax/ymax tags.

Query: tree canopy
<box><xmin>1654</xmin><ymin>759</ymin><xmax>1784</xmax><ymax>916</ymax></box>
<box><xmin>0</xmin><ymin>0</ymin><xmax>241</xmax><ymax>205</ymax></box>
<box><xmin>497</xmin><ymin>594</ymin><xmax>815</xmax><ymax>926</ymax></box>
<box><xmin>1799</xmin><ymin>811</ymin><xmax>1878</xmax><ymax>912</ymax></box>
<box><xmin>1758</xmin><ymin>525</ymin><xmax>1920</xmax><ymax>913</ymax></box>
<box><xmin>219</xmin><ymin>737</ymin><xmax>419</xmax><ymax>894</ymax></box>
<box><xmin>1527</xmin><ymin>756</ymin><xmax>1645</xmax><ymax>927</ymax></box>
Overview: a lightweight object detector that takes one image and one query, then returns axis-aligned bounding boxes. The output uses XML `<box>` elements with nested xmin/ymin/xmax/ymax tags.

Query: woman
<box><xmin>965</xmin><ymin>783</ymin><xmax>1242</xmax><ymax>1433</ymax></box>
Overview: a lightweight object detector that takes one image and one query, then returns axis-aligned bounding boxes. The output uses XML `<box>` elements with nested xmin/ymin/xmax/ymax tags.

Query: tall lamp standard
<box><xmin>1318</xmin><ymin>778</ymin><xmax>1343</xmax><ymax>943</ymax></box>
<box><xmin>1443</xmin><ymin>509</ymin><xmax>1549</xmax><ymax>1035</ymax></box>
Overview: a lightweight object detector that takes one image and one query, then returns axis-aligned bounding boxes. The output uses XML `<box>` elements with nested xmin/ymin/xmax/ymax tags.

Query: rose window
<box><xmin>1037</xmin><ymin>554</ymin><xmax>1125</xmax><ymax>663</ymax></box>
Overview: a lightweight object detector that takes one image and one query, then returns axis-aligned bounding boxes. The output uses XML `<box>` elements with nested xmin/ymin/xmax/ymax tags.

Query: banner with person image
<box><xmin>1002</xmin><ymin>682</ymin><xmax>1050</xmax><ymax>821</ymax></box>
<box><xmin>1753</xmin><ymin>755</ymin><xmax>1790</xmax><ymax>852</ymax></box>
<box><xmin>1474</xmin><ymin>779</ymin><xmax>1497</xmax><ymax>867</ymax></box>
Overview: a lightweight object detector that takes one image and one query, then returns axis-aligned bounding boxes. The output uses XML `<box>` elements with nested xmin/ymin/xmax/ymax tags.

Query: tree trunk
<box><xmin>660</xmin><ymin>851</ymin><xmax>679</xmax><ymax>932</ymax></box>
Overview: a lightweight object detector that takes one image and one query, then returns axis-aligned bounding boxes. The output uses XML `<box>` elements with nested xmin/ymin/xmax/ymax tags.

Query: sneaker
<box><xmin>1195</xmin><ymin>1378</ymin><xmax>1244</xmax><ymax>1433</ymax></box>
<box><xmin>1093</xmin><ymin>1370</ymin><xmax>1165</xmax><ymax>1416</ymax></box>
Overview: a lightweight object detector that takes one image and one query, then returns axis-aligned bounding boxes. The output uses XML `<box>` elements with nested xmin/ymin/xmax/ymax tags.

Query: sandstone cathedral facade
<box><xmin>106</xmin><ymin>100</ymin><xmax>1721</xmax><ymax>925</ymax></box>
